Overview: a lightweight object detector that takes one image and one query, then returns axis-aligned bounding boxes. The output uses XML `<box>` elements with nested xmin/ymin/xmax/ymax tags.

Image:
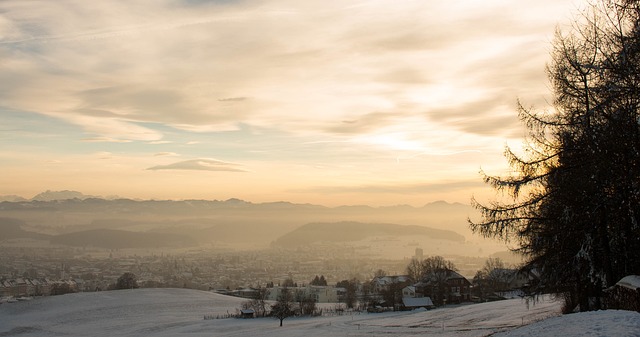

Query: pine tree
<box><xmin>470</xmin><ymin>0</ymin><xmax>640</xmax><ymax>312</ymax></box>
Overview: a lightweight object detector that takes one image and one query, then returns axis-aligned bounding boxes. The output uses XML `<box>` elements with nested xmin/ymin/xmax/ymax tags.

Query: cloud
<box><xmin>94</xmin><ymin>151</ymin><xmax>113</xmax><ymax>159</ymax></box>
<box><xmin>146</xmin><ymin>159</ymin><xmax>246</xmax><ymax>172</ymax></box>
<box><xmin>324</xmin><ymin>112</ymin><xmax>404</xmax><ymax>135</ymax></box>
<box><xmin>423</xmin><ymin>96</ymin><xmax>524</xmax><ymax>138</ymax></box>
<box><xmin>0</xmin><ymin>0</ymin><xmax>574</xmax><ymax>144</ymax></box>
<box><xmin>298</xmin><ymin>180</ymin><xmax>487</xmax><ymax>195</ymax></box>
<box><xmin>0</xmin><ymin>0</ymin><xmax>583</xmax><ymax>207</ymax></box>
<box><xmin>81</xmin><ymin>137</ymin><xmax>132</xmax><ymax>143</ymax></box>
<box><xmin>153</xmin><ymin>152</ymin><xmax>179</xmax><ymax>157</ymax></box>
<box><xmin>218</xmin><ymin>97</ymin><xmax>247</xmax><ymax>102</ymax></box>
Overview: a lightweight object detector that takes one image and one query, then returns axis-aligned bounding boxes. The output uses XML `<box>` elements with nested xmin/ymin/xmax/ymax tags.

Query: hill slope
<box><xmin>0</xmin><ymin>288</ymin><xmax>246</xmax><ymax>336</ymax></box>
<box><xmin>5</xmin><ymin>289</ymin><xmax>636</xmax><ymax>337</ymax></box>
<box><xmin>49</xmin><ymin>229</ymin><xmax>196</xmax><ymax>248</ymax></box>
<box><xmin>272</xmin><ymin>221</ymin><xmax>464</xmax><ymax>248</ymax></box>
<box><xmin>0</xmin><ymin>217</ymin><xmax>50</xmax><ymax>241</ymax></box>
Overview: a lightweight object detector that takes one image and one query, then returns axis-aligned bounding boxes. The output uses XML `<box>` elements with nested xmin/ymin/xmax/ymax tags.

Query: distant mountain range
<box><xmin>0</xmin><ymin>190</ymin><xmax>478</xmax><ymax>250</ymax></box>
<box><xmin>31</xmin><ymin>190</ymin><xmax>99</xmax><ymax>201</ymax></box>
<box><xmin>0</xmin><ymin>190</ymin><xmax>119</xmax><ymax>202</ymax></box>
<box><xmin>0</xmin><ymin>216</ymin><xmax>464</xmax><ymax>250</ymax></box>
<box><xmin>0</xmin><ymin>190</ymin><xmax>472</xmax><ymax>217</ymax></box>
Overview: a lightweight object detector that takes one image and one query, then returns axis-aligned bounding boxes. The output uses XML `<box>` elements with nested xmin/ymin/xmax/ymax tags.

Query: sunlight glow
<box><xmin>0</xmin><ymin>0</ymin><xmax>587</xmax><ymax>206</ymax></box>
<box><xmin>355</xmin><ymin>133</ymin><xmax>425</xmax><ymax>152</ymax></box>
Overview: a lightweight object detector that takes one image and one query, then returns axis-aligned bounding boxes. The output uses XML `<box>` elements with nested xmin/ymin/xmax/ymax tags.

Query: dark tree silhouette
<box><xmin>470</xmin><ymin>0</ymin><xmax>640</xmax><ymax>312</ymax></box>
<box><xmin>296</xmin><ymin>292</ymin><xmax>317</xmax><ymax>316</ymax></box>
<box><xmin>281</xmin><ymin>278</ymin><xmax>295</xmax><ymax>287</ymax></box>
<box><xmin>406</xmin><ymin>255</ymin><xmax>457</xmax><ymax>282</ymax></box>
<box><xmin>271</xmin><ymin>287</ymin><xmax>295</xmax><ymax>327</ymax></box>
<box><xmin>336</xmin><ymin>279</ymin><xmax>358</xmax><ymax>308</ymax></box>
<box><xmin>310</xmin><ymin>275</ymin><xmax>327</xmax><ymax>286</ymax></box>
<box><xmin>115</xmin><ymin>272</ymin><xmax>138</xmax><ymax>290</ymax></box>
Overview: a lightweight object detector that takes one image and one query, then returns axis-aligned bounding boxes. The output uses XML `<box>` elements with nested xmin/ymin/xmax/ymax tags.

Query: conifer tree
<box><xmin>470</xmin><ymin>0</ymin><xmax>640</xmax><ymax>312</ymax></box>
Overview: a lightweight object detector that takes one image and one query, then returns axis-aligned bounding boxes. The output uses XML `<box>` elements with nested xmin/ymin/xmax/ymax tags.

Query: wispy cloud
<box><xmin>0</xmin><ymin>0</ymin><xmax>573</xmax><ymax>142</ymax></box>
<box><xmin>146</xmin><ymin>159</ymin><xmax>246</xmax><ymax>172</ymax></box>
<box><xmin>81</xmin><ymin>137</ymin><xmax>132</xmax><ymax>143</ymax></box>
<box><xmin>218</xmin><ymin>97</ymin><xmax>247</xmax><ymax>102</ymax></box>
<box><xmin>0</xmin><ymin>0</ymin><xmax>585</xmax><ymax>205</ymax></box>
<box><xmin>324</xmin><ymin>112</ymin><xmax>404</xmax><ymax>135</ymax></box>
<box><xmin>297</xmin><ymin>180</ymin><xmax>487</xmax><ymax>195</ymax></box>
<box><xmin>94</xmin><ymin>151</ymin><xmax>113</xmax><ymax>159</ymax></box>
<box><xmin>153</xmin><ymin>152</ymin><xmax>179</xmax><ymax>157</ymax></box>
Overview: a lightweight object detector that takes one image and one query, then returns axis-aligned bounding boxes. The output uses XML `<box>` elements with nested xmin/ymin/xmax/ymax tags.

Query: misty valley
<box><xmin>0</xmin><ymin>191</ymin><xmax>512</xmax><ymax>293</ymax></box>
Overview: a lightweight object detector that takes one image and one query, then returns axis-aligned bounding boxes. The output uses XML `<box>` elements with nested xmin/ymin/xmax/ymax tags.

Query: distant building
<box><xmin>0</xmin><ymin>278</ymin><xmax>72</xmax><ymax>297</ymax></box>
<box><xmin>240</xmin><ymin>309</ymin><xmax>255</xmax><ymax>318</ymax></box>
<box><xmin>266</xmin><ymin>285</ymin><xmax>339</xmax><ymax>303</ymax></box>
<box><xmin>371</xmin><ymin>275</ymin><xmax>411</xmax><ymax>294</ymax></box>
<box><xmin>230</xmin><ymin>287</ymin><xmax>259</xmax><ymax>298</ymax></box>
<box><xmin>402</xmin><ymin>285</ymin><xmax>417</xmax><ymax>298</ymax></box>
<box><xmin>401</xmin><ymin>297</ymin><xmax>434</xmax><ymax>310</ymax></box>
<box><xmin>605</xmin><ymin>275</ymin><xmax>640</xmax><ymax>312</ymax></box>
<box><xmin>415</xmin><ymin>269</ymin><xmax>471</xmax><ymax>305</ymax></box>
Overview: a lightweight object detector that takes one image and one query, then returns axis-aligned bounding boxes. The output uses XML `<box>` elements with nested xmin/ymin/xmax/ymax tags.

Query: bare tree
<box><xmin>244</xmin><ymin>287</ymin><xmax>269</xmax><ymax>317</ymax></box>
<box><xmin>297</xmin><ymin>292</ymin><xmax>317</xmax><ymax>316</ymax></box>
<box><xmin>405</xmin><ymin>258</ymin><xmax>425</xmax><ymax>282</ymax></box>
<box><xmin>414</xmin><ymin>256</ymin><xmax>458</xmax><ymax>306</ymax></box>
<box><xmin>406</xmin><ymin>255</ymin><xmax>457</xmax><ymax>283</ymax></box>
<box><xmin>271</xmin><ymin>287</ymin><xmax>294</xmax><ymax>327</ymax></box>
<box><xmin>336</xmin><ymin>279</ymin><xmax>358</xmax><ymax>308</ymax></box>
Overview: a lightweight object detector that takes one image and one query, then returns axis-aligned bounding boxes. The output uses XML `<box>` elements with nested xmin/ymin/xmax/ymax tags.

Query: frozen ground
<box><xmin>0</xmin><ymin>288</ymin><xmax>638</xmax><ymax>336</ymax></box>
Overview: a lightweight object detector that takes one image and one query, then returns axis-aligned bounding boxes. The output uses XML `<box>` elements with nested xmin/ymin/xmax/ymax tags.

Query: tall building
<box><xmin>415</xmin><ymin>247</ymin><xmax>423</xmax><ymax>260</ymax></box>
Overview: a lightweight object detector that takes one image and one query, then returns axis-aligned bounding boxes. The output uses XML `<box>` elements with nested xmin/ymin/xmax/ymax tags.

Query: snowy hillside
<box><xmin>495</xmin><ymin>309</ymin><xmax>640</xmax><ymax>337</ymax></box>
<box><xmin>1</xmin><ymin>289</ymin><xmax>638</xmax><ymax>336</ymax></box>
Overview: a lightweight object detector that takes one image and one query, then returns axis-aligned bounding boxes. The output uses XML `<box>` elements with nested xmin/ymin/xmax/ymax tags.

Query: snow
<box><xmin>495</xmin><ymin>310</ymin><xmax>640</xmax><ymax>337</ymax></box>
<box><xmin>0</xmin><ymin>288</ymin><xmax>638</xmax><ymax>336</ymax></box>
<box><xmin>402</xmin><ymin>296</ymin><xmax>434</xmax><ymax>308</ymax></box>
<box><xmin>615</xmin><ymin>275</ymin><xmax>640</xmax><ymax>290</ymax></box>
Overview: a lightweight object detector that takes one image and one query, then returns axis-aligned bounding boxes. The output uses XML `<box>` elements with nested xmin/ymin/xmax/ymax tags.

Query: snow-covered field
<box><xmin>0</xmin><ymin>288</ymin><xmax>638</xmax><ymax>336</ymax></box>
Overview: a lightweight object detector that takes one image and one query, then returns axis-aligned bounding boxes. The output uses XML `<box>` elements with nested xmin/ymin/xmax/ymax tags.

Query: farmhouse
<box><xmin>415</xmin><ymin>269</ymin><xmax>471</xmax><ymax>305</ymax></box>
<box><xmin>605</xmin><ymin>275</ymin><xmax>640</xmax><ymax>312</ymax></box>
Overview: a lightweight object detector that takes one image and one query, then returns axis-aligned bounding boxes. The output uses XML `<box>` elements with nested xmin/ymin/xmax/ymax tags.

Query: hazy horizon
<box><xmin>1</xmin><ymin>189</ymin><xmax>472</xmax><ymax>207</ymax></box>
<box><xmin>0</xmin><ymin>0</ymin><xmax>590</xmax><ymax>207</ymax></box>
<box><xmin>0</xmin><ymin>188</ymin><xmax>511</xmax><ymax>260</ymax></box>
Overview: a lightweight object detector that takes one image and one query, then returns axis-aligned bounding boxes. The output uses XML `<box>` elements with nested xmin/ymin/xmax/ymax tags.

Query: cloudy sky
<box><xmin>0</xmin><ymin>0</ymin><xmax>587</xmax><ymax>206</ymax></box>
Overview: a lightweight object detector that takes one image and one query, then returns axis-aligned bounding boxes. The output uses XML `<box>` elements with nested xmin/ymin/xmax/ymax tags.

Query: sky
<box><xmin>0</xmin><ymin>0</ymin><xmax>588</xmax><ymax>206</ymax></box>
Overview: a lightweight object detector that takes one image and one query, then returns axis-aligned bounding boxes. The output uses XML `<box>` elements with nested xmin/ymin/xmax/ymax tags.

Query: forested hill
<box><xmin>272</xmin><ymin>221</ymin><xmax>465</xmax><ymax>248</ymax></box>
